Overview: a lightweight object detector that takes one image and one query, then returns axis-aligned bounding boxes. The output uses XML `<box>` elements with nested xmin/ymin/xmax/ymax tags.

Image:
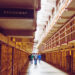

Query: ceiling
<box><xmin>0</xmin><ymin>19</ymin><xmax>34</xmax><ymax>30</ymax></box>
<box><xmin>0</xmin><ymin>0</ymin><xmax>41</xmax><ymax>52</ymax></box>
<box><xmin>0</xmin><ymin>0</ymin><xmax>34</xmax><ymax>9</ymax></box>
<box><xmin>0</xmin><ymin>0</ymin><xmax>41</xmax><ymax>36</ymax></box>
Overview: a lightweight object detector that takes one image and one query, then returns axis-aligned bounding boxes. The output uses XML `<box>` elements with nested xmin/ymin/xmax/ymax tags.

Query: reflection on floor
<box><xmin>20</xmin><ymin>60</ymin><xmax>69</xmax><ymax>75</ymax></box>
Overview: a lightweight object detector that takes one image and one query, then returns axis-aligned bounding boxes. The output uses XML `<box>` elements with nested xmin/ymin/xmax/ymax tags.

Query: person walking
<box><xmin>28</xmin><ymin>54</ymin><xmax>33</xmax><ymax>64</ymax></box>
<box><xmin>31</xmin><ymin>54</ymin><xmax>34</xmax><ymax>63</ymax></box>
<box><xmin>34</xmin><ymin>53</ymin><xmax>38</xmax><ymax>65</ymax></box>
<box><xmin>38</xmin><ymin>54</ymin><xmax>42</xmax><ymax>63</ymax></box>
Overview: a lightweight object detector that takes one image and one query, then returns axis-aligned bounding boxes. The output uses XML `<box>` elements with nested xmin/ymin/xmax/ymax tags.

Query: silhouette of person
<box><xmin>34</xmin><ymin>53</ymin><xmax>38</xmax><ymax>65</ymax></box>
<box><xmin>28</xmin><ymin>54</ymin><xmax>33</xmax><ymax>64</ymax></box>
<box><xmin>38</xmin><ymin>54</ymin><xmax>42</xmax><ymax>63</ymax></box>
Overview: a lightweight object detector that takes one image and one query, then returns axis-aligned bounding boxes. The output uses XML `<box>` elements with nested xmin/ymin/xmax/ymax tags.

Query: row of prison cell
<box><xmin>45</xmin><ymin>49</ymin><xmax>75</xmax><ymax>74</ymax></box>
<box><xmin>0</xmin><ymin>42</ymin><xmax>29</xmax><ymax>75</ymax></box>
<box><xmin>39</xmin><ymin>16</ymin><xmax>75</xmax><ymax>51</ymax></box>
<box><xmin>39</xmin><ymin>16</ymin><xmax>75</xmax><ymax>74</ymax></box>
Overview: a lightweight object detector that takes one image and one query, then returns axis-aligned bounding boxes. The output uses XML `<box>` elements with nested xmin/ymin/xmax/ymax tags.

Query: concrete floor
<box><xmin>24</xmin><ymin>60</ymin><xmax>69</xmax><ymax>75</ymax></box>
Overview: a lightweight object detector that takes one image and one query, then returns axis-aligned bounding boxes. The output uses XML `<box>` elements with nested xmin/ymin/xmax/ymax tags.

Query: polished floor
<box><xmin>21</xmin><ymin>60</ymin><xmax>69</xmax><ymax>75</ymax></box>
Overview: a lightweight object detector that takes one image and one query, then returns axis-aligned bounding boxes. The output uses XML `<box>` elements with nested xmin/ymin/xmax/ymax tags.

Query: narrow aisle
<box><xmin>25</xmin><ymin>61</ymin><xmax>69</xmax><ymax>75</ymax></box>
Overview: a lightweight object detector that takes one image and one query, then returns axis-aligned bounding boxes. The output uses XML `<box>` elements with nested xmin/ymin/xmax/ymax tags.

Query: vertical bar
<box><xmin>59</xmin><ymin>31</ymin><xmax>61</xmax><ymax>46</ymax></box>
<box><xmin>65</xmin><ymin>25</ymin><xmax>68</xmax><ymax>43</ymax></box>
<box><xmin>71</xmin><ymin>50</ymin><xmax>73</xmax><ymax>73</ymax></box>
<box><xmin>12</xmin><ymin>47</ymin><xmax>14</xmax><ymax>75</ymax></box>
<box><xmin>0</xmin><ymin>41</ymin><xmax>1</xmax><ymax>75</ymax></box>
<box><xmin>70</xmin><ymin>21</ymin><xmax>72</xmax><ymax>41</ymax></box>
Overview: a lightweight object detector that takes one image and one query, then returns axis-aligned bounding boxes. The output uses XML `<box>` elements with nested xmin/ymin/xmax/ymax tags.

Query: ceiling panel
<box><xmin>62</xmin><ymin>11</ymin><xmax>75</xmax><ymax>17</ymax></box>
<box><xmin>0</xmin><ymin>19</ymin><xmax>34</xmax><ymax>30</ymax></box>
<box><xmin>57</xmin><ymin>18</ymin><xmax>68</xmax><ymax>23</ymax></box>
<box><xmin>0</xmin><ymin>0</ymin><xmax>34</xmax><ymax>9</ymax></box>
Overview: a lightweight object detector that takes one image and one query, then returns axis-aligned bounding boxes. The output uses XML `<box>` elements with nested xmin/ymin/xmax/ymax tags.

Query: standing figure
<box><xmin>31</xmin><ymin>54</ymin><xmax>34</xmax><ymax>63</ymax></box>
<box><xmin>34</xmin><ymin>53</ymin><xmax>38</xmax><ymax>65</ymax></box>
<box><xmin>38</xmin><ymin>54</ymin><xmax>42</xmax><ymax>63</ymax></box>
<box><xmin>28</xmin><ymin>54</ymin><xmax>33</xmax><ymax>64</ymax></box>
